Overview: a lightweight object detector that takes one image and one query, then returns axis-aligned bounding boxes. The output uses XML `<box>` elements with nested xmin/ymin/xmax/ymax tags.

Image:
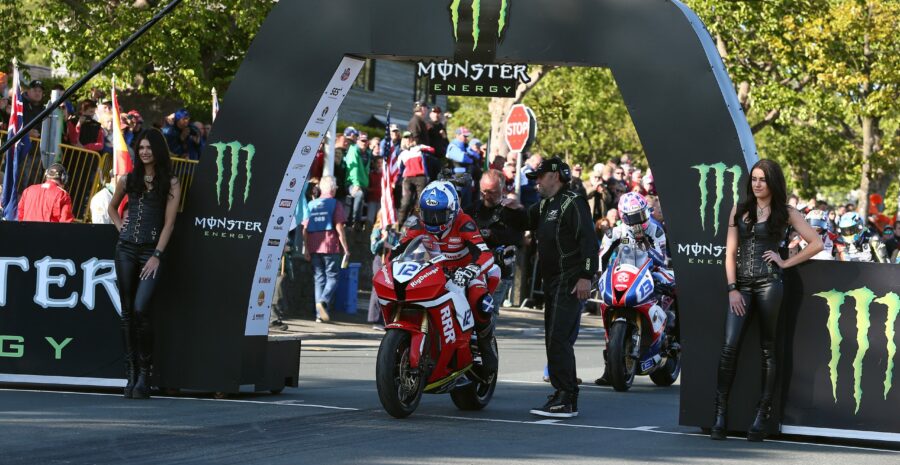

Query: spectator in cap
<box><xmin>519</xmin><ymin>153</ymin><xmax>543</xmax><ymax>208</ymax></box>
<box><xmin>162</xmin><ymin>108</ymin><xmax>192</xmax><ymax>157</ymax></box>
<box><xmin>569</xmin><ymin>163</ymin><xmax>587</xmax><ymax>198</ymax></box>
<box><xmin>407</xmin><ymin>102</ymin><xmax>429</xmax><ymax>147</ymax></box>
<box><xmin>17</xmin><ymin>163</ymin><xmax>74</xmax><ymax>223</ymax></box>
<box><xmin>22</xmin><ymin>80</ymin><xmax>45</xmax><ymax>136</ymax></box>
<box><xmin>427</xmin><ymin>105</ymin><xmax>448</xmax><ymax>158</ymax></box>
<box><xmin>446</xmin><ymin>127</ymin><xmax>472</xmax><ymax>173</ymax></box>
<box><xmin>343</xmin><ymin>126</ymin><xmax>359</xmax><ymax>142</ymax></box>
<box><xmin>344</xmin><ymin>131</ymin><xmax>372</xmax><ymax>229</ymax></box>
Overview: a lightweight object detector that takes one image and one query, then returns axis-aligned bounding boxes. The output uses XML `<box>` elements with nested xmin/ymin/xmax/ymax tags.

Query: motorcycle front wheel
<box><xmin>451</xmin><ymin>335</ymin><xmax>498</xmax><ymax>410</ymax></box>
<box><xmin>376</xmin><ymin>329</ymin><xmax>425</xmax><ymax>418</ymax></box>
<box><xmin>607</xmin><ymin>321</ymin><xmax>638</xmax><ymax>391</ymax></box>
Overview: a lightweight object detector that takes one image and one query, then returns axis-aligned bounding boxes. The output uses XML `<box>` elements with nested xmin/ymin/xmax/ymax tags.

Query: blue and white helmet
<box><xmin>838</xmin><ymin>211</ymin><xmax>864</xmax><ymax>242</ymax></box>
<box><xmin>419</xmin><ymin>181</ymin><xmax>459</xmax><ymax>235</ymax></box>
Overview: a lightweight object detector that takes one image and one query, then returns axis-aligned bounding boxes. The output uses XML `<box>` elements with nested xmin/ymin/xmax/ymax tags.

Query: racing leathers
<box><xmin>599</xmin><ymin>219</ymin><xmax>675</xmax><ymax>292</ymax></box>
<box><xmin>835</xmin><ymin>230</ymin><xmax>888</xmax><ymax>262</ymax></box>
<box><xmin>394</xmin><ymin>212</ymin><xmax>501</xmax><ymax>363</ymax></box>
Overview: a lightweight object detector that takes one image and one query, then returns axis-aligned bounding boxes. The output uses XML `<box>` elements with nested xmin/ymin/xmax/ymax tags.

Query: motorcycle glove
<box><xmin>453</xmin><ymin>264</ymin><xmax>481</xmax><ymax>287</ymax></box>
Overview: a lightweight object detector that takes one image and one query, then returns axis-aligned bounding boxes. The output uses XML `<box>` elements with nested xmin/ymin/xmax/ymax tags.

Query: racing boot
<box><xmin>747</xmin><ymin>398</ymin><xmax>773</xmax><ymax>442</ymax></box>
<box><xmin>475</xmin><ymin>323</ymin><xmax>499</xmax><ymax>377</ymax></box>
<box><xmin>594</xmin><ymin>349</ymin><xmax>611</xmax><ymax>386</ymax></box>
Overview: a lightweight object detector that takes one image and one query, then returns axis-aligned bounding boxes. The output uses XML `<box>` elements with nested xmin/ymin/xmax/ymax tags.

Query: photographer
<box><xmin>162</xmin><ymin>108</ymin><xmax>193</xmax><ymax>157</ymax></box>
<box><xmin>464</xmin><ymin>169</ymin><xmax>528</xmax><ymax>309</ymax></box>
<box><xmin>66</xmin><ymin>100</ymin><xmax>105</xmax><ymax>153</ymax></box>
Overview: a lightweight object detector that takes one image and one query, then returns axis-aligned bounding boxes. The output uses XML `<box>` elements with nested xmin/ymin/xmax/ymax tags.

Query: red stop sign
<box><xmin>505</xmin><ymin>104</ymin><xmax>537</xmax><ymax>152</ymax></box>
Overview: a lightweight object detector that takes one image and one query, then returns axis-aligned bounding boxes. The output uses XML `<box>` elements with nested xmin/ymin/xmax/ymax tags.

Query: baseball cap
<box><xmin>358</xmin><ymin>132</ymin><xmax>369</xmax><ymax>142</ymax></box>
<box><xmin>389</xmin><ymin>124</ymin><xmax>400</xmax><ymax>132</ymax></box>
<box><xmin>469</xmin><ymin>138</ymin><xmax>483</xmax><ymax>149</ymax></box>
<box><xmin>402</xmin><ymin>130</ymin><xmax>412</xmax><ymax>138</ymax></box>
<box><xmin>455</xmin><ymin>127</ymin><xmax>471</xmax><ymax>137</ymax></box>
<box><xmin>29</xmin><ymin>80</ymin><xmax>45</xmax><ymax>90</ymax></box>
<box><xmin>127</xmin><ymin>110</ymin><xmax>143</xmax><ymax>123</ymax></box>
<box><xmin>174</xmin><ymin>108</ymin><xmax>190</xmax><ymax>121</ymax></box>
<box><xmin>526</xmin><ymin>156</ymin><xmax>570</xmax><ymax>180</ymax></box>
<box><xmin>343</xmin><ymin>126</ymin><xmax>359</xmax><ymax>137</ymax></box>
<box><xmin>431</xmin><ymin>106</ymin><xmax>442</xmax><ymax>113</ymax></box>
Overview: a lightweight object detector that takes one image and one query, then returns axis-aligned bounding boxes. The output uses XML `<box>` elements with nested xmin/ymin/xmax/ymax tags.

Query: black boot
<box><xmin>595</xmin><ymin>349</ymin><xmax>610</xmax><ymax>385</ymax></box>
<box><xmin>123</xmin><ymin>352</ymin><xmax>137</xmax><ymax>399</ymax></box>
<box><xmin>747</xmin><ymin>399</ymin><xmax>772</xmax><ymax>442</ymax></box>
<box><xmin>132</xmin><ymin>355</ymin><xmax>152</xmax><ymax>399</ymax></box>
<box><xmin>475</xmin><ymin>322</ymin><xmax>498</xmax><ymax>376</ymax></box>
<box><xmin>709</xmin><ymin>391</ymin><xmax>728</xmax><ymax>440</ymax></box>
<box><xmin>529</xmin><ymin>390</ymin><xmax>578</xmax><ymax>418</ymax></box>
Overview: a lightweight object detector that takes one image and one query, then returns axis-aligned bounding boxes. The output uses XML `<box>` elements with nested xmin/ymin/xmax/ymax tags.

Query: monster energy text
<box><xmin>692</xmin><ymin>163</ymin><xmax>742</xmax><ymax>236</ymax></box>
<box><xmin>211</xmin><ymin>141</ymin><xmax>256</xmax><ymax>211</ymax></box>
<box><xmin>815</xmin><ymin>288</ymin><xmax>900</xmax><ymax>414</ymax></box>
<box><xmin>450</xmin><ymin>0</ymin><xmax>510</xmax><ymax>51</ymax></box>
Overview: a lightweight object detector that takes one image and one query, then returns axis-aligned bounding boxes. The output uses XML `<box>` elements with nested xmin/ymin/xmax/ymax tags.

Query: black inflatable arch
<box><xmin>156</xmin><ymin>0</ymin><xmax>757</xmax><ymax>427</ymax></box>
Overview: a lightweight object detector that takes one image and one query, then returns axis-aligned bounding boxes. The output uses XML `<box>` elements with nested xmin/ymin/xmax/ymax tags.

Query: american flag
<box><xmin>380</xmin><ymin>148</ymin><xmax>399</xmax><ymax>227</ymax></box>
<box><xmin>111</xmin><ymin>78</ymin><xmax>133</xmax><ymax>177</ymax></box>
<box><xmin>1</xmin><ymin>63</ymin><xmax>31</xmax><ymax>221</ymax></box>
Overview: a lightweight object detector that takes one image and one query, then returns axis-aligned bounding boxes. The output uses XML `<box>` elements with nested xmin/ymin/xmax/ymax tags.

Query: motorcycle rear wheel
<box><xmin>607</xmin><ymin>321</ymin><xmax>637</xmax><ymax>392</ymax></box>
<box><xmin>451</xmin><ymin>336</ymin><xmax>498</xmax><ymax>410</ymax></box>
<box><xmin>376</xmin><ymin>330</ymin><xmax>425</xmax><ymax>418</ymax></box>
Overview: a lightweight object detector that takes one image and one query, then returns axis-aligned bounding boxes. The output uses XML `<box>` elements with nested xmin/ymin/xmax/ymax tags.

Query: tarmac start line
<box><xmin>1</xmin><ymin>384</ymin><xmax>897</xmax><ymax>454</ymax></box>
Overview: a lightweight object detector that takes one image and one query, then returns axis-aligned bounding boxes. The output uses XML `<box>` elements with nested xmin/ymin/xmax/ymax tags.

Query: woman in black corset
<box><xmin>710</xmin><ymin>159</ymin><xmax>822</xmax><ymax>441</ymax></box>
<box><xmin>108</xmin><ymin>129</ymin><xmax>181</xmax><ymax>399</ymax></box>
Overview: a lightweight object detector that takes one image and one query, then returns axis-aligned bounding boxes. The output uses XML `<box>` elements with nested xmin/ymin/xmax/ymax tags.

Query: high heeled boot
<box><xmin>709</xmin><ymin>391</ymin><xmax>728</xmax><ymax>440</ymax></box>
<box><xmin>123</xmin><ymin>351</ymin><xmax>137</xmax><ymax>398</ymax></box>
<box><xmin>132</xmin><ymin>354</ymin><xmax>152</xmax><ymax>399</ymax></box>
<box><xmin>747</xmin><ymin>398</ymin><xmax>773</xmax><ymax>442</ymax></box>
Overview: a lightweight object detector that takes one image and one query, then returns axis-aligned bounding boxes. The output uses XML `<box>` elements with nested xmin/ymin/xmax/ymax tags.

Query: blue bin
<box><xmin>334</xmin><ymin>263</ymin><xmax>361</xmax><ymax>314</ymax></box>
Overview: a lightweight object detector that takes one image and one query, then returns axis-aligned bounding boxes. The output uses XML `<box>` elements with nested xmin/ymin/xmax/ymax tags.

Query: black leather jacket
<box><xmin>120</xmin><ymin>188</ymin><xmax>165</xmax><ymax>245</ymax></box>
<box><xmin>736</xmin><ymin>219</ymin><xmax>785</xmax><ymax>281</ymax></box>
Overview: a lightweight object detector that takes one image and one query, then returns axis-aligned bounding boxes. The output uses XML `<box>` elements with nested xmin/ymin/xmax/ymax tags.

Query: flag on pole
<box><xmin>110</xmin><ymin>77</ymin><xmax>133</xmax><ymax>177</ymax></box>
<box><xmin>212</xmin><ymin>88</ymin><xmax>219</xmax><ymax>123</ymax></box>
<box><xmin>1</xmin><ymin>60</ymin><xmax>31</xmax><ymax>221</ymax></box>
<box><xmin>380</xmin><ymin>158</ymin><xmax>397</xmax><ymax>227</ymax></box>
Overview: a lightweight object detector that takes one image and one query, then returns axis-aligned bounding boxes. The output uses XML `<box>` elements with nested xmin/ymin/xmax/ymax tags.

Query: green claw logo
<box><xmin>450</xmin><ymin>0</ymin><xmax>510</xmax><ymax>51</ymax></box>
<box><xmin>814</xmin><ymin>288</ymin><xmax>900</xmax><ymax>414</ymax></box>
<box><xmin>210</xmin><ymin>141</ymin><xmax>256</xmax><ymax>211</ymax></box>
<box><xmin>692</xmin><ymin>163</ymin><xmax>742</xmax><ymax>236</ymax></box>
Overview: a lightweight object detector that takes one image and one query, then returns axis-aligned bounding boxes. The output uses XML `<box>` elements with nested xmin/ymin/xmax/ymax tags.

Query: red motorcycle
<box><xmin>373</xmin><ymin>236</ymin><xmax>498</xmax><ymax>418</ymax></box>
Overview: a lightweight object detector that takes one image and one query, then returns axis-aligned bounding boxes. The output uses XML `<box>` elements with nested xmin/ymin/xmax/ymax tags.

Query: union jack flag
<box><xmin>1</xmin><ymin>64</ymin><xmax>31</xmax><ymax>221</ymax></box>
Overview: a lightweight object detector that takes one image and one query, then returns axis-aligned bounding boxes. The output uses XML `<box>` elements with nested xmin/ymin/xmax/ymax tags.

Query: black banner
<box><xmin>0</xmin><ymin>223</ymin><xmax>123</xmax><ymax>384</ymax></box>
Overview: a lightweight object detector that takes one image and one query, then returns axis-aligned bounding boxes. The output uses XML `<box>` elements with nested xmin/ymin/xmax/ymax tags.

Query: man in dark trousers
<box><xmin>464</xmin><ymin>169</ymin><xmax>528</xmax><ymax>308</ymax></box>
<box><xmin>525</xmin><ymin>157</ymin><xmax>598</xmax><ymax>418</ymax></box>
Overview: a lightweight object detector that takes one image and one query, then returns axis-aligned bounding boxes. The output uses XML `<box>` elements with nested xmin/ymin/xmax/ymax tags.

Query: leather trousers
<box><xmin>115</xmin><ymin>241</ymin><xmax>160</xmax><ymax>370</ymax></box>
<box><xmin>716</xmin><ymin>275</ymin><xmax>783</xmax><ymax>403</ymax></box>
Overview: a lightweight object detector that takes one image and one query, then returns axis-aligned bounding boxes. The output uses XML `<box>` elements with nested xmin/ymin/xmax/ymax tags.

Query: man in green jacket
<box><xmin>344</xmin><ymin>132</ymin><xmax>371</xmax><ymax>229</ymax></box>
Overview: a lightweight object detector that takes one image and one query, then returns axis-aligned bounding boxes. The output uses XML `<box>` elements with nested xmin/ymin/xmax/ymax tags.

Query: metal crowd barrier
<box><xmin>170</xmin><ymin>157</ymin><xmax>198</xmax><ymax>212</ymax></box>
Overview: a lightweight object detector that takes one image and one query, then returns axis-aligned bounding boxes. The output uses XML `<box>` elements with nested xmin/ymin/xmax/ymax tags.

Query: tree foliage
<box><xmin>3</xmin><ymin>0</ymin><xmax>277</xmax><ymax>119</ymax></box>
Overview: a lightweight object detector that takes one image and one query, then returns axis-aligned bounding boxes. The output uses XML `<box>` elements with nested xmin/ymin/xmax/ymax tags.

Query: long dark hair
<box><xmin>735</xmin><ymin>159</ymin><xmax>789</xmax><ymax>236</ymax></box>
<box><xmin>127</xmin><ymin>129</ymin><xmax>174</xmax><ymax>197</ymax></box>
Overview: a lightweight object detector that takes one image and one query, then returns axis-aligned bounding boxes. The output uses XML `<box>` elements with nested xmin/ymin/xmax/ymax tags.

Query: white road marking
<box><xmin>3</xmin><ymin>388</ymin><xmax>897</xmax><ymax>453</ymax></box>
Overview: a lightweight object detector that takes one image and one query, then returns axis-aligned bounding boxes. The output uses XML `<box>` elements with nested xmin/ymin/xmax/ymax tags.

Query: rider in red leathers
<box><xmin>392</xmin><ymin>181</ymin><xmax>501</xmax><ymax>374</ymax></box>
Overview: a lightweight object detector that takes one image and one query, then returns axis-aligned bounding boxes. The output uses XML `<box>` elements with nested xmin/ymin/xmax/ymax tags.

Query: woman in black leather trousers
<box><xmin>711</xmin><ymin>159</ymin><xmax>822</xmax><ymax>441</ymax></box>
<box><xmin>108</xmin><ymin>129</ymin><xmax>181</xmax><ymax>399</ymax></box>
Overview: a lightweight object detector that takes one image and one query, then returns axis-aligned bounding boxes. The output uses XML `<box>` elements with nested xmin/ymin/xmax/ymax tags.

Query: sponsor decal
<box><xmin>194</xmin><ymin>216</ymin><xmax>263</xmax><ymax>241</ymax></box>
<box><xmin>279</xmin><ymin>199</ymin><xmax>293</xmax><ymax>209</ymax></box>
<box><xmin>288</xmin><ymin>178</ymin><xmax>298</xmax><ymax>190</ymax></box>
<box><xmin>0</xmin><ymin>256</ymin><xmax>120</xmax><ymax>314</ymax></box>
<box><xmin>307</xmin><ymin>131</ymin><xmax>321</xmax><ymax>138</ymax></box>
<box><xmin>814</xmin><ymin>288</ymin><xmax>900</xmax><ymax>413</ymax></box>
<box><xmin>327</xmin><ymin>87</ymin><xmax>342</xmax><ymax>98</ymax></box>
<box><xmin>291</xmin><ymin>163</ymin><xmax>308</xmax><ymax>172</ymax></box>
<box><xmin>264</xmin><ymin>254</ymin><xmax>274</xmax><ymax>271</ymax></box>
<box><xmin>259</xmin><ymin>276</ymin><xmax>272</xmax><ymax>284</ymax></box>
<box><xmin>274</xmin><ymin>216</ymin><xmax>286</xmax><ymax>231</ymax></box>
<box><xmin>425</xmin><ymin>198</ymin><xmax>439</xmax><ymax>207</ymax></box>
<box><xmin>315</xmin><ymin>106</ymin><xmax>331</xmax><ymax>124</ymax></box>
<box><xmin>449</xmin><ymin>0</ymin><xmax>510</xmax><ymax>51</ymax></box>
<box><xmin>675</xmin><ymin>241</ymin><xmax>726</xmax><ymax>266</ymax></box>
<box><xmin>268</xmin><ymin>239</ymin><xmax>281</xmax><ymax>247</ymax></box>
<box><xmin>301</xmin><ymin>145</ymin><xmax>312</xmax><ymax>156</ymax></box>
<box><xmin>210</xmin><ymin>141</ymin><xmax>256</xmax><ymax>211</ymax></box>
<box><xmin>441</xmin><ymin>306</ymin><xmax>457</xmax><ymax>344</ymax></box>
<box><xmin>340</xmin><ymin>67</ymin><xmax>352</xmax><ymax>81</ymax></box>
<box><xmin>546</xmin><ymin>209</ymin><xmax>559</xmax><ymax>221</ymax></box>
<box><xmin>409</xmin><ymin>267</ymin><xmax>441</xmax><ymax>288</ymax></box>
<box><xmin>257</xmin><ymin>291</ymin><xmax>266</xmax><ymax>307</ymax></box>
<box><xmin>692</xmin><ymin>162</ymin><xmax>742</xmax><ymax>236</ymax></box>
<box><xmin>448</xmin><ymin>237</ymin><xmax>462</xmax><ymax>244</ymax></box>
<box><xmin>417</xmin><ymin>60</ymin><xmax>526</xmax><ymax>97</ymax></box>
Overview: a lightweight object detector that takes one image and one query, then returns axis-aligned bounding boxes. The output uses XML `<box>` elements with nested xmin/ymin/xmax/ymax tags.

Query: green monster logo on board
<box><xmin>814</xmin><ymin>288</ymin><xmax>900</xmax><ymax>414</ymax></box>
<box><xmin>450</xmin><ymin>0</ymin><xmax>510</xmax><ymax>51</ymax></box>
<box><xmin>692</xmin><ymin>163</ymin><xmax>742</xmax><ymax>236</ymax></box>
<box><xmin>210</xmin><ymin>141</ymin><xmax>256</xmax><ymax>211</ymax></box>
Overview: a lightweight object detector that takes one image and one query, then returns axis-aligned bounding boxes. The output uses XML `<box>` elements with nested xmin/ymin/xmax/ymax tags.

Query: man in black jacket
<box><xmin>464</xmin><ymin>169</ymin><xmax>528</xmax><ymax>309</ymax></box>
<box><xmin>525</xmin><ymin>157</ymin><xmax>598</xmax><ymax>418</ymax></box>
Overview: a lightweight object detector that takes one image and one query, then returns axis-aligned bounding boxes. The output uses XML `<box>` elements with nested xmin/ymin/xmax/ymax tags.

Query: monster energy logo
<box><xmin>450</xmin><ymin>0</ymin><xmax>510</xmax><ymax>51</ymax></box>
<box><xmin>814</xmin><ymin>288</ymin><xmax>900</xmax><ymax>414</ymax></box>
<box><xmin>692</xmin><ymin>163</ymin><xmax>742</xmax><ymax>236</ymax></box>
<box><xmin>210</xmin><ymin>141</ymin><xmax>256</xmax><ymax>211</ymax></box>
